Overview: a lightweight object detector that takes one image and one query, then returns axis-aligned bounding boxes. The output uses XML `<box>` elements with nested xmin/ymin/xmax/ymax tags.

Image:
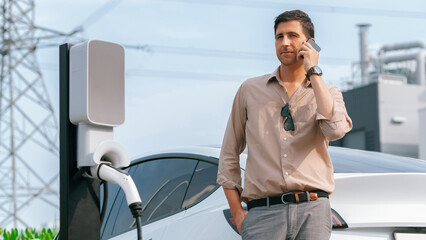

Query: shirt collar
<box><xmin>266</xmin><ymin>66</ymin><xmax>280</xmax><ymax>84</ymax></box>
<box><xmin>267</xmin><ymin>66</ymin><xmax>312</xmax><ymax>88</ymax></box>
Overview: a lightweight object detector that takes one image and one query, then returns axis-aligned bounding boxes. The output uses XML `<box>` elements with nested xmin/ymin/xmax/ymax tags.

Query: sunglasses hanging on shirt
<box><xmin>281</xmin><ymin>103</ymin><xmax>295</xmax><ymax>131</ymax></box>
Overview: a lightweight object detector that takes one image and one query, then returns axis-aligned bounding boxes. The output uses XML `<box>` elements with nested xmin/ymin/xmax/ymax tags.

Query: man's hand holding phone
<box><xmin>298</xmin><ymin>38</ymin><xmax>321</xmax><ymax>72</ymax></box>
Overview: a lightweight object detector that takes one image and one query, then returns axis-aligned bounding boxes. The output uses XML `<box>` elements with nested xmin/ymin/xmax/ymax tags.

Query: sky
<box><xmin>7</xmin><ymin>0</ymin><xmax>426</xmax><ymax>229</ymax></box>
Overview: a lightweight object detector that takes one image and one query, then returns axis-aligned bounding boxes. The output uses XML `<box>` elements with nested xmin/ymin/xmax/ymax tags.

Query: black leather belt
<box><xmin>247</xmin><ymin>190</ymin><xmax>329</xmax><ymax>210</ymax></box>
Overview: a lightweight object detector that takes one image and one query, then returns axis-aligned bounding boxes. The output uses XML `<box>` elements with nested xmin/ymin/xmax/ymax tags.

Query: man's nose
<box><xmin>282</xmin><ymin>36</ymin><xmax>290</xmax><ymax>46</ymax></box>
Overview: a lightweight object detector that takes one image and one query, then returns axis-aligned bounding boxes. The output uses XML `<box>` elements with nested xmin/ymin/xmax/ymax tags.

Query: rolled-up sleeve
<box><xmin>217</xmin><ymin>83</ymin><xmax>247</xmax><ymax>194</ymax></box>
<box><xmin>316</xmin><ymin>86</ymin><xmax>353</xmax><ymax>141</ymax></box>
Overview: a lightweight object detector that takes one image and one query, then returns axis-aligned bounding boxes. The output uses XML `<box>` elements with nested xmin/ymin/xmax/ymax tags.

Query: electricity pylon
<box><xmin>0</xmin><ymin>0</ymin><xmax>82</xmax><ymax>227</ymax></box>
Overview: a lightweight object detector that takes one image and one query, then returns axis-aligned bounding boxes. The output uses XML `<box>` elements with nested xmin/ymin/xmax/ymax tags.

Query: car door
<box><xmin>101</xmin><ymin>157</ymin><xmax>198</xmax><ymax>240</ymax></box>
<box><xmin>161</xmin><ymin>160</ymin><xmax>221</xmax><ymax>239</ymax></box>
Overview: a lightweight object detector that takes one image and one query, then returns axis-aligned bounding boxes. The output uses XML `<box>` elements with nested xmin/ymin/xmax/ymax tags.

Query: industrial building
<box><xmin>331</xmin><ymin>25</ymin><xmax>426</xmax><ymax>159</ymax></box>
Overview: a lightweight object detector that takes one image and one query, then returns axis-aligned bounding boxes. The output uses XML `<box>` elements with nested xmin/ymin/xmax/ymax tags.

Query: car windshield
<box><xmin>330</xmin><ymin>147</ymin><xmax>426</xmax><ymax>173</ymax></box>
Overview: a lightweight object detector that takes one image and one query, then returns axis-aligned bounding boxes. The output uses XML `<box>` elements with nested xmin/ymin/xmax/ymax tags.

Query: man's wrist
<box><xmin>230</xmin><ymin>205</ymin><xmax>244</xmax><ymax>217</ymax></box>
<box><xmin>308</xmin><ymin>74</ymin><xmax>322</xmax><ymax>82</ymax></box>
<box><xmin>306</xmin><ymin>65</ymin><xmax>323</xmax><ymax>80</ymax></box>
<box><xmin>223</xmin><ymin>187</ymin><xmax>244</xmax><ymax>217</ymax></box>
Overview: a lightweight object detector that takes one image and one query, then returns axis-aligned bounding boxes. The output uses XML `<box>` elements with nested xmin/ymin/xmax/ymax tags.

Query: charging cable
<box><xmin>89</xmin><ymin>162</ymin><xmax>143</xmax><ymax>240</ymax></box>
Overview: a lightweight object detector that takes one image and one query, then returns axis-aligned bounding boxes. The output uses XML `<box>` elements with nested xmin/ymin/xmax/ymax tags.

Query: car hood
<box><xmin>331</xmin><ymin>173</ymin><xmax>426</xmax><ymax>228</ymax></box>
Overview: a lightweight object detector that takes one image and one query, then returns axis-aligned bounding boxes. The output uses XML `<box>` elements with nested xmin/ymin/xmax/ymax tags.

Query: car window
<box><xmin>104</xmin><ymin>158</ymin><xmax>198</xmax><ymax>238</ymax></box>
<box><xmin>182</xmin><ymin>161</ymin><xmax>219</xmax><ymax>208</ymax></box>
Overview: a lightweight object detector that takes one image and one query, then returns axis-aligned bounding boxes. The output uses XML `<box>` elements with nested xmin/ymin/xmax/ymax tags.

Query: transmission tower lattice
<box><xmin>0</xmin><ymin>0</ymin><xmax>82</xmax><ymax>228</ymax></box>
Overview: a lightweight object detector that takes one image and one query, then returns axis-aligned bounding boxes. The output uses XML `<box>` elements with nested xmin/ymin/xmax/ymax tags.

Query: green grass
<box><xmin>0</xmin><ymin>228</ymin><xmax>57</xmax><ymax>240</ymax></box>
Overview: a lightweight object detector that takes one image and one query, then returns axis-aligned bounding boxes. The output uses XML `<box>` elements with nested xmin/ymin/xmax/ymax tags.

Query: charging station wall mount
<box><xmin>70</xmin><ymin>40</ymin><xmax>125</xmax><ymax>127</ymax></box>
<box><xmin>69</xmin><ymin>40</ymin><xmax>129</xmax><ymax>168</ymax></box>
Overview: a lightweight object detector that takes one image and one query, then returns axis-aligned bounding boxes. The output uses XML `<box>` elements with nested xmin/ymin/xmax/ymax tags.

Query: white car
<box><xmin>100</xmin><ymin>146</ymin><xmax>426</xmax><ymax>240</ymax></box>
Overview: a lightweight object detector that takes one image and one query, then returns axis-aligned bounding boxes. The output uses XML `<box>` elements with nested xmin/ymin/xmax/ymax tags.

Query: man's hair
<box><xmin>274</xmin><ymin>10</ymin><xmax>314</xmax><ymax>39</ymax></box>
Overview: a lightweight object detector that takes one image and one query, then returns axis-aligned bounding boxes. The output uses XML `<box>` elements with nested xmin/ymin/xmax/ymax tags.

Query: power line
<box><xmin>124</xmin><ymin>44</ymin><xmax>274</xmax><ymax>60</ymax></box>
<box><xmin>123</xmin><ymin>44</ymin><xmax>355</xmax><ymax>64</ymax></box>
<box><xmin>126</xmin><ymin>69</ymin><xmax>249</xmax><ymax>82</ymax></box>
<box><xmin>37</xmin><ymin>63</ymin><xmax>251</xmax><ymax>81</ymax></box>
<box><xmin>160</xmin><ymin>0</ymin><xmax>426</xmax><ymax>19</ymax></box>
<box><xmin>76</xmin><ymin>0</ymin><xmax>123</xmax><ymax>31</ymax></box>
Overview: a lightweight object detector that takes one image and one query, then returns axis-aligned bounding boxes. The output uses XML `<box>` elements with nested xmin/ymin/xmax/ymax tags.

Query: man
<box><xmin>217</xmin><ymin>10</ymin><xmax>352</xmax><ymax>240</ymax></box>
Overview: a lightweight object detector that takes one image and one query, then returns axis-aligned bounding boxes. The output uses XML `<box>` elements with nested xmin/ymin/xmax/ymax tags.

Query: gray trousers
<box><xmin>241</xmin><ymin>198</ymin><xmax>332</xmax><ymax>240</ymax></box>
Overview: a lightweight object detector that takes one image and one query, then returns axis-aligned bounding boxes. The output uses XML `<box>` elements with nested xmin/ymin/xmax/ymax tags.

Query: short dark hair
<box><xmin>274</xmin><ymin>10</ymin><xmax>314</xmax><ymax>39</ymax></box>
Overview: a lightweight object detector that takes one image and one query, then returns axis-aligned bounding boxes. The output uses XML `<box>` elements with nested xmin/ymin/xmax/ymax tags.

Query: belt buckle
<box><xmin>293</xmin><ymin>191</ymin><xmax>306</xmax><ymax>203</ymax></box>
<box><xmin>310</xmin><ymin>192</ymin><xmax>318</xmax><ymax>201</ymax></box>
<box><xmin>280</xmin><ymin>192</ymin><xmax>293</xmax><ymax>204</ymax></box>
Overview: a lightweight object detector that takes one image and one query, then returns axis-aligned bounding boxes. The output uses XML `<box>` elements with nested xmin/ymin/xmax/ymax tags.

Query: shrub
<box><xmin>0</xmin><ymin>228</ymin><xmax>57</xmax><ymax>240</ymax></box>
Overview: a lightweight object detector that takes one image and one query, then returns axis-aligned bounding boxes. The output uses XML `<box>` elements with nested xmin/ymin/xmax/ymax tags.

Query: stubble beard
<box><xmin>279</xmin><ymin>54</ymin><xmax>298</xmax><ymax>66</ymax></box>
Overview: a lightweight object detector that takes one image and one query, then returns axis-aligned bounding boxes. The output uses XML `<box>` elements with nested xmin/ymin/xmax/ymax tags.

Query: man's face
<box><xmin>275</xmin><ymin>20</ymin><xmax>308</xmax><ymax>66</ymax></box>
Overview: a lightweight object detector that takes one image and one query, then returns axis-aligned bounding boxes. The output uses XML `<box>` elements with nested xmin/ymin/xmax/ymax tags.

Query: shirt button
<box><xmin>285</xmin><ymin>172</ymin><xmax>289</xmax><ymax>176</ymax></box>
<box><xmin>283</xmin><ymin>154</ymin><xmax>288</xmax><ymax>158</ymax></box>
<box><xmin>283</xmin><ymin>137</ymin><xmax>287</xmax><ymax>141</ymax></box>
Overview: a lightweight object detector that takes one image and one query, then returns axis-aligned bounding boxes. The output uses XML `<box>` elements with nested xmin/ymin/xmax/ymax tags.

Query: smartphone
<box><xmin>307</xmin><ymin>38</ymin><xmax>321</xmax><ymax>52</ymax></box>
<box><xmin>301</xmin><ymin>39</ymin><xmax>321</xmax><ymax>59</ymax></box>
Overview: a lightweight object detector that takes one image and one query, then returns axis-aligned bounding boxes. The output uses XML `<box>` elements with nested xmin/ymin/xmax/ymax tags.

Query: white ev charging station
<box><xmin>59</xmin><ymin>40</ymin><xmax>142</xmax><ymax>240</ymax></box>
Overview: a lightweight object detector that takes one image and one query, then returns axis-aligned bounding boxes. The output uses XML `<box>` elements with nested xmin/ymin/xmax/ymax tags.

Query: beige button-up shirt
<box><xmin>217</xmin><ymin>67</ymin><xmax>353</xmax><ymax>203</ymax></box>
